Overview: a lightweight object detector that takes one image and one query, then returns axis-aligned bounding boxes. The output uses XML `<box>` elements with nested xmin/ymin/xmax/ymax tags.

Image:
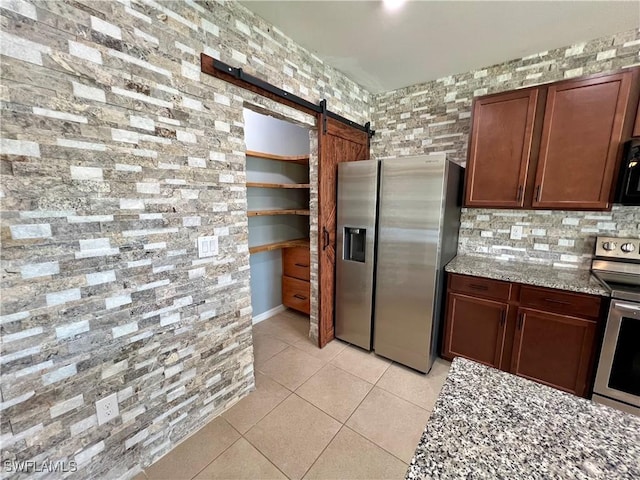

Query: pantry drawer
<box><xmin>283</xmin><ymin>246</ymin><xmax>310</xmax><ymax>281</ymax></box>
<box><xmin>283</xmin><ymin>275</ymin><xmax>310</xmax><ymax>315</ymax></box>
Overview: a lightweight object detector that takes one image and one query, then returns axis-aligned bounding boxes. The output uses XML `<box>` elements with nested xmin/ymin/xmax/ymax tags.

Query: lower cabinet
<box><xmin>511</xmin><ymin>308</ymin><xmax>597</xmax><ymax>397</ymax></box>
<box><xmin>282</xmin><ymin>246</ymin><xmax>310</xmax><ymax>315</ymax></box>
<box><xmin>442</xmin><ymin>273</ymin><xmax>603</xmax><ymax>398</ymax></box>
<box><xmin>443</xmin><ymin>293</ymin><xmax>507</xmax><ymax>368</ymax></box>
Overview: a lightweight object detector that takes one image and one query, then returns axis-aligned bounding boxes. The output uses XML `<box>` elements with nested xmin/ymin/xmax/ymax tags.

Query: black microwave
<box><xmin>615</xmin><ymin>139</ymin><xmax>640</xmax><ymax>205</ymax></box>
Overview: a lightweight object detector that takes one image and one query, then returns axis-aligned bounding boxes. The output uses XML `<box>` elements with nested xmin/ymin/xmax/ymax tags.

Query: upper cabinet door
<box><xmin>465</xmin><ymin>89</ymin><xmax>538</xmax><ymax>208</ymax></box>
<box><xmin>533</xmin><ymin>72</ymin><xmax>634</xmax><ymax>210</ymax></box>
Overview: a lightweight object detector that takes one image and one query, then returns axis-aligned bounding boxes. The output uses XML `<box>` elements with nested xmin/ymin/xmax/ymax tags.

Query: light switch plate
<box><xmin>510</xmin><ymin>225</ymin><xmax>523</xmax><ymax>240</ymax></box>
<box><xmin>198</xmin><ymin>236</ymin><xmax>218</xmax><ymax>258</ymax></box>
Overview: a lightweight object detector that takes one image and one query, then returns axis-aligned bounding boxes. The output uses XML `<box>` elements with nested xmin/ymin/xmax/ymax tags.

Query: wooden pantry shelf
<box><xmin>246</xmin><ymin>150</ymin><xmax>309</xmax><ymax>165</ymax></box>
<box><xmin>249</xmin><ymin>238</ymin><xmax>310</xmax><ymax>254</ymax></box>
<box><xmin>247</xmin><ymin>209</ymin><xmax>310</xmax><ymax>217</ymax></box>
<box><xmin>246</xmin><ymin>182</ymin><xmax>311</xmax><ymax>189</ymax></box>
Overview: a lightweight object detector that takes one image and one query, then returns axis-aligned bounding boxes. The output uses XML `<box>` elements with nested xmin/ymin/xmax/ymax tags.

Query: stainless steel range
<box><xmin>591</xmin><ymin>236</ymin><xmax>640</xmax><ymax>416</ymax></box>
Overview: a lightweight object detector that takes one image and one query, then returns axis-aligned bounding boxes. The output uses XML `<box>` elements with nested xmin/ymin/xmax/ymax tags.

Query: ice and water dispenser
<box><xmin>343</xmin><ymin>227</ymin><xmax>366</xmax><ymax>263</ymax></box>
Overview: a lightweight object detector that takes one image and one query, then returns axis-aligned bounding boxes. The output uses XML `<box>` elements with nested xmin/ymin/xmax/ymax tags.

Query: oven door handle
<box><xmin>614</xmin><ymin>302</ymin><xmax>640</xmax><ymax>313</ymax></box>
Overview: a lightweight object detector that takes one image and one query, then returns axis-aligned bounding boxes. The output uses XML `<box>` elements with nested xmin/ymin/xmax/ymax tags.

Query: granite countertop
<box><xmin>406</xmin><ymin>358</ymin><xmax>640</xmax><ymax>480</ymax></box>
<box><xmin>445</xmin><ymin>255</ymin><xmax>610</xmax><ymax>296</ymax></box>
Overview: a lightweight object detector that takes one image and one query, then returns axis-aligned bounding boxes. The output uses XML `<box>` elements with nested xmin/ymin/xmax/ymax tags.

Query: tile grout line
<box><xmin>239</xmin><ymin>392</ymin><xmax>298</xmax><ymax>480</ymax></box>
<box><xmin>341</xmin><ymin>424</ymin><xmax>409</xmax><ymax>467</ymax></box>
<box><xmin>240</xmin><ymin>431</ymin><xmax>291</xmax><ymax>480</ymax></box>
<box><xmin>241</xmin><ymin>390</ymin><xmax>294</xmax><ymax>436</ymax></box>
<box><xmin>293</xmin><ymin>391</ymin><xmax>344</xmax><ymax>480</ymax></box>
<box><xmin>338</xmin><ymin>377</ymin><xmax>416</xmax><ymax>466</ymax></box>
<box><xmin>252</xmin><ymin>318</ymin><xmax>425</xmax><ymax>474</ymax></box>
<box><xmin>342</xmin><ymin>386</ymin><xmax>421</xmax><ymax>467</ymax></box>
<box><xmin>242</xmin><ymin>315</ymin><xmax>307</xmax><ymax>478</ymax></box>
<box><xmin>292</xmin><ymin>364</ymin><xmax>373</xmax><ymax>425</ymax></box>
<box><xmin>327</xmin><ymin>350</ymin><xmax>392</xmax><ymax>384</ymax></box>
<box><xmin>189</xmin><ymin>433</ymin><xmax>244</xmax><ymax>480</ymax></box>
<box><xmin>336</xmin><ymin>360</ymin><xmax>443</xmax><ymax>466</ymax></box>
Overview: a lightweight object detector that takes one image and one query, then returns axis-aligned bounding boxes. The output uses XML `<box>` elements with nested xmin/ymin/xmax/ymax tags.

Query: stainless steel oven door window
<box><xmin>594</xmin><ymin>300</ymin><xmax>640</xmax><ymax>408</ymax></box>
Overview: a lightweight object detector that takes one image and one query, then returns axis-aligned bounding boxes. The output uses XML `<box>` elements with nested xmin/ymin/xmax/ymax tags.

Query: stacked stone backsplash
<box><xmin>458</xmin><ymin>206</ymin><xmax>640</xmax><ymax>269</ymax></box>
<box><xmin>371</xmin><ymin>28</ymin><xmax>640</xmax><ymax>269</ymax></box>
<box><xmin>0</xmin><ymin>0</ymin><xmax>369</xmax><ymax>478</ymax></box>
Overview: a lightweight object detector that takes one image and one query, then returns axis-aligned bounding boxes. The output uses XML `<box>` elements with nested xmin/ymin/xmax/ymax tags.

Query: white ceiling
<box><xmin>240</xmin><ymin>1</ymin><xmax>640</xmax><ymax>93</ymax></box>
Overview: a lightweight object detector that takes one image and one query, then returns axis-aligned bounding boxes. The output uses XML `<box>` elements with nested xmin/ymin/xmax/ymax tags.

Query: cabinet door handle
<box><xmin>544</xmin><ymin>298</ymin><xmax>571</xmax><ymax>306</ymax></box>
<box><xmin>322</xmin><ymin>227</ymin><xmax>330</xmax><ymax>251</ymax></box>
<box><xmin>500</xmin><ymin>310</ymin><xmax>506</xmax><ymax>326</ymax></box>
<box><xmin>516</xmin><ymin>185</ymin><xmax>523</xmax><ymax>202</ymax></box>
<box><xmin>517</xmin><ymin>313</ymin><xmax>524</xmax><ymax>330</ymax></box>
<box><xmin>293</xmin><ymin>294</ymin><xmax>307</xmax><ymax>300</ymax></box>
<box><xmin>294</xmin><ymin>263</ymin><xmax>309</xmax><ymax>268</ymax></box>
<box><xmin>469</xmin><ymin>284</ymin><xmax>489</xmax><ymax>291</ymax></box>
<box><xmin>535</xmin><ymin>185</ymin><xmax>541</xmax><ymax>202</ymax></box>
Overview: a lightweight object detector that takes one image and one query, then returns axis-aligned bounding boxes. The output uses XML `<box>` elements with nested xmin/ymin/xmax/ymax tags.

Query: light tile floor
<box><xmin>138</xmin><ymin>309</ymin><xmax>451</xmax><ymax>480</ymax></box>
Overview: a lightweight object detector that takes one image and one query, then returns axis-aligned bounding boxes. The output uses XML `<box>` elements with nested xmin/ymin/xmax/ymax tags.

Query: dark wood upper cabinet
<box><xmin>464</xmin><ymin>68</ymin><xmax>640</xmax><ymax>211</ymax></box>
<box><xmin>443</xmin><ymin>293</ymin><xmax>507</xmax><ymax>368</ymax></box>
<box><xmin>465</xmin><ymin>89</ymin><xmax>538</xmax><ymax>207</ymax></box>
<box><xmin>511</xmin><ymin>308</ymin><xmax>597</xmax><ymax>397</ymax></box>
<box><xmin>534</xmin><ymin>72</ymin><xmax>634</xmax><ymax>210</ymax></box>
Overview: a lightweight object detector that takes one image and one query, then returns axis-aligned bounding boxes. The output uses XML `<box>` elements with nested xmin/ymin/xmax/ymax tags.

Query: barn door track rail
<box><xmin>200</xmin><ymin>54</ymin><xmax>375</xmax><ymax>138</ymax></box>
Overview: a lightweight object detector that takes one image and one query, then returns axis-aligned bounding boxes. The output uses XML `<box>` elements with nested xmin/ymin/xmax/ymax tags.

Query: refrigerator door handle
<box><xmin>323</xmin><ymin>226</ymin><xmax>330</xmax><ymax>251</ymax></box>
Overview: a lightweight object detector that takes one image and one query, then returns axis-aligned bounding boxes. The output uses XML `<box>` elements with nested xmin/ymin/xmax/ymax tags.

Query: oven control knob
<box><xmin>620</xmin><ymin>243</ymin><xmax>636</xmax><ymax>253</ymax></box>
<box><xmin>602</xmin><ymin>241</ymin><xmax>617</xmax><ymax>251</ymax></box>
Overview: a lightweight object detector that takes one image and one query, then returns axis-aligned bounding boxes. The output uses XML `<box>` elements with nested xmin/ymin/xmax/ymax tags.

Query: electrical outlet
<box><xmin>95</xmin><ymin>392</ymin><xmax>120</xmax><ymax>426</ymax></box>
<box><xmin>510</xmin><ymin>225</ymin><xmax>523</xmax><ymax>240</ymax></box>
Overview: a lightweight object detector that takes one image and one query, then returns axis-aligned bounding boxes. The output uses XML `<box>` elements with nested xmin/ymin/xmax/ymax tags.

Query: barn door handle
<box><xmin>322</xmin><ymin>227</ymin><xmax>329</xmax><ymax>250</ymax></box>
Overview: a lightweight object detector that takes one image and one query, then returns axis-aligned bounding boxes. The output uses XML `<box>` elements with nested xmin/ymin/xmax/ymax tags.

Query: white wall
<box><xmin>244</xmin><ymin>109</ymin><xmax>311</xmax><ymax>155</ymax></box>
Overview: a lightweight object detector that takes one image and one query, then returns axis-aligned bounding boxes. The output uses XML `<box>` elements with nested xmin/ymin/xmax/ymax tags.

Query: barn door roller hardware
<box><xmin>201</xmin><ymin>54</ymin><xmax>375</xmax><ymax>138</ymax></box>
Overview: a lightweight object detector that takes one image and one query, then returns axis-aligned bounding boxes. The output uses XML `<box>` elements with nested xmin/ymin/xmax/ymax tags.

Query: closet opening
<box><xmin>244</xmin><ymin>107</ymin><xmax>313</xmax><ymax>340</ymax></box>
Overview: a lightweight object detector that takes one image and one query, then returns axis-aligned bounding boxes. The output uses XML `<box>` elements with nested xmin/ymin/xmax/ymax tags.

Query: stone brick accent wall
<box><xmin>0</xmin><ymin>1</ymin><xmax>369</xmax><ymax>478</ymax></box>
<box><xmin>372</xmin><ymin>28</ymin><xmax>640</xmax><ymax>267</ymax></box>
<box><xmin>459</xmin><ymin>206</ymin><xmax>640</xmax><ymax>268</ymax></box>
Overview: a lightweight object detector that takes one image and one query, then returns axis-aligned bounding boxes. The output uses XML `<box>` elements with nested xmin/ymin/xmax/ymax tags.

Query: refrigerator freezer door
<box><xmin>374</xmin><ymin>156</ymin><xmax>447</xmax><ymax>372</ymax></box>
<box><xmin>335</xmin><ymin>160</ymin><xmax>379</xmax><ymax>350</ymax></box>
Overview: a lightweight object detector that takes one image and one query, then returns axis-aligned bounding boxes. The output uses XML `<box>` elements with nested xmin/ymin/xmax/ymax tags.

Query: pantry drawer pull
<box><xmin>294</xmin><ymin>263</ymin><xmax>309</xmax><ymax>268</ymax></box>
<box><xmin>469</xmin><ymin>284</ymin><xmax>489</xmax><ymax>291</ymax></box>
<box><xmin>293</xmin><ymin>294</ymin><xmax>307</xmax><ymax>300</ymax></box>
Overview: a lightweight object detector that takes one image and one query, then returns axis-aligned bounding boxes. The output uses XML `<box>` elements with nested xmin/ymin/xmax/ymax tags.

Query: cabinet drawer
<box><xmin>283</xmin><ymin>246</ymin><xmax>310</xmax><ymax>281</ymax></box>
<box><xmin>449</xmin><ymin>274</ymin><xmax>512</xmax><ymax>301</ymax></box>
<box><xmin>283</xmin><ymin>275</ymin><xmax>310</xmax><ymax>315</ymax></box>
<box><xmin>519</xmin><ymin>286</ymin><xmax>601</xmax><ymax>319</ymax></box>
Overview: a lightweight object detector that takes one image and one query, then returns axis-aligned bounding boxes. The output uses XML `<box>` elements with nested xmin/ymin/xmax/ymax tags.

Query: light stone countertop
<box><xmin>445</xmin><ymin>255</ymin><xmax>610</xmax><ymax>296</ymax></box>
<box><xmin>406</xmin><ymin>358</ymin><xmax>640</xmax><ymax>480</ymax></box>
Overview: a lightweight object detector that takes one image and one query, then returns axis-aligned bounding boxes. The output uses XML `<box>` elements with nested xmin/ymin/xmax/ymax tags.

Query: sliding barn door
<box><xmin>318</xmin><ymin>118</ymin><xmax>369</xmax><ymax>347</ymax></box>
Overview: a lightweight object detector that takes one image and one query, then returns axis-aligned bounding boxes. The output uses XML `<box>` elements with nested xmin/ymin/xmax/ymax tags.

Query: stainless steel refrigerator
<box><xmin>335</xmin><ymin>154</ymin><xmax>462</xmax><ymax>373</ymax></box>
